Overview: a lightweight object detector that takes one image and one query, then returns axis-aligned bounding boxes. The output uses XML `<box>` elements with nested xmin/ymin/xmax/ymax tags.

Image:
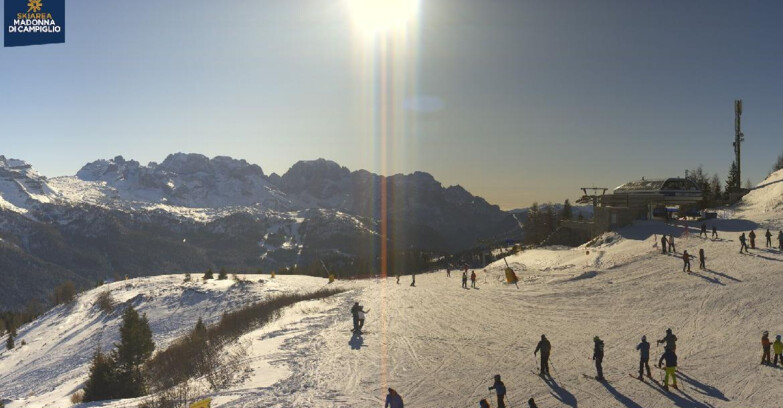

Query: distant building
<box><xmin>599</xmin><ymin>177</ymin><xmax>703</xmax><ymax>228</ymax></box>
<box><xmin>546</xmin><ymin>178</ymin><xmax>703</xmax><ymax>246</ymax></box>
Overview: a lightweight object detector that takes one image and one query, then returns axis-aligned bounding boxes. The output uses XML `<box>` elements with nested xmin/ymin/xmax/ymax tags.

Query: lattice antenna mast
<box><xmin>733</xmin><ymin>99</ymin><xmax>744</xmax><ymax>190</ymax></box>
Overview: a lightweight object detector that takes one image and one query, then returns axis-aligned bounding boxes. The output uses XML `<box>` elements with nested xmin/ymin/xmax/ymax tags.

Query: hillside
<box><xmin>1</xmin><ymin>170</ymin><xmax>783</xmax><ymax>407</ymax></box>
<box><xmin>0</xmin><ymin>153</ymin><xmax>520</xmax><ymax>309</ymax></box>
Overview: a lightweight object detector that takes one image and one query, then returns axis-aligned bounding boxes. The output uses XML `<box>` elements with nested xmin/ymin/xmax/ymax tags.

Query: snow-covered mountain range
<box><xmin>0</xmin><ymin>153</ymin><xmax>520</xmax><ymax>309</ymax></box>
<box><xmin>2</xmin><ymin>169</ymin><xmax>782</xmax><ymax>408</ymax></box>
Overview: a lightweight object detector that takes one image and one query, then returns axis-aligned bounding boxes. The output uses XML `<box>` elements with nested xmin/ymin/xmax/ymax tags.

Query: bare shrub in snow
<box><xmin>95</xmin><ymin>291</ymin><xmax>115</xmax><ymax>314</ymax></box>
<box><xmin>70</xmin><ymin>389</ymin><xmax>84</xmax><ymax>404</ymax></box>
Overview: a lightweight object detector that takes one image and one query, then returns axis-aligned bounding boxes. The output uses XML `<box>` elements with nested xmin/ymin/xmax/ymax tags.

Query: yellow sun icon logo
<box><xmin>27</xmin><ymin>0</ymin><xmax>42</xmax><ymax>12</ymax></box>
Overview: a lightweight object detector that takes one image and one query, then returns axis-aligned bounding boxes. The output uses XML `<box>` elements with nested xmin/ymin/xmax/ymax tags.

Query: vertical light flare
<box><xmin>347</xmin><ymin>0</ymin><xmax>420</xmax><ymax>398</ymax></box>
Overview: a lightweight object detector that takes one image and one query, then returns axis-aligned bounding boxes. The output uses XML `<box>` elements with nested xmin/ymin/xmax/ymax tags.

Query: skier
<box><xmin>593</xmin><ymin>336</ymin><xmax>605</xmax><ymax>381</ymax></box>
<box><xmin>396</xmin><ymin>274</ymin><xmax>400</xmax><ymax>284</ymax></box>
<box><xmin>739</xmin><ymin>233</ymin><xmax>749</xmax><ymax>253</ymax></box>
<box><xmin>528</xmin><ymin>398</ymin><xmax>539</xmax><ymax>408</ymax></box>
<box><xmin>712</xmin><ymin>225</ymin><xmax>718</xmax><ymax>239</ymax></box>
<box><xmin>462</xmin><ymin>271</ymin><xmax>468</xmax><ymax>289</ymax></box>
<box><xmin>762</xmin><ymin>331</ymin><xmax>772</xmax><ymax>365</ymax></box>
<box><xmin>350</xmin><ymin>302</ymin><xmax>364</xmax><ymax>332</ymax></box>
<box><xmin>636</xmin><ymin>335</ymin><xmax>652</xmax><ymax>379</ymax></box>
<box><xmin>779</xmin><ymin>231</ymin><xmax>783</xmax><ymax>251</ymax></box>
<box><xmin>357</xmin><ymin>307</ymin><xmax>369</xmax><ymax>332</ymax></box>
<box><xmin>661</xmin><ymin>235</ymin><xmax>668</xmax><ymax>254</ymax></box>
<box><xmin>657</xmin><ymin>328</ymin><xmax>677</xmax><ymax>351</ymax></box>
<box><xmin>470</xmin><ymin>270</ymin><xmax>477</xmax><ymax>288</ymax></box>
<box><xmin>488</xmin><ymin>374</ymin><xmax>507</xmax><ymax>408</ymax></box>
<box><xmin>774</xmin><ymin>335</ymin><xmax>783</xmax><ymax>366</ymax></box>
<box><xmin>668</xmin><ymin>234</ymin><xmax>676</xmax><ymax>253</ymax></box>
<box><xmin>479</xmin><ymin>399</ymin><xmax>490</xmax><ymax>408</ymax></box>
<box><xmin>410</xmin><ymin>272</ymin><xmax>416</xmax><ymax>287</ymax></box>
<box><xmin>658</xmin><ymin>347</ymin><xmax>678</xmax><ymax>390</ymax></box>
<box><xmin>698</xmin><ymin>249</ymin><xmax>706</xmax><ymax>270</ymax></box>
<box><xmin>749</xmin><ymin>230</ymin><xmax>756</xmax><ymax>249</ymax></box>
<box><xmin>766</xmin><ymin>229</ymin><xmax>773</xmax><ymax>247</ymax></box>
<box><xmin>534</xmin><ymin>334</ymin><xmax>551</xmax><ymax>377</ymax></box>
<box><xmin>384</xmin><ymin>388</ymin><xmax>404</xmax><ymax>408</ymax></box>
<box><xmin>700</xmin><ymin>223</ymin><xmax>707</xmax><ymax>238</ymax></box>
<box><xmin>446</xmin><ymin>267</ymin><xmax>451</xmax><ymax>278</ymax></box>
<box><xmin>682</xmin><ymin>250</ymin><xmax>691</xmax><ymax>272</ymax></box>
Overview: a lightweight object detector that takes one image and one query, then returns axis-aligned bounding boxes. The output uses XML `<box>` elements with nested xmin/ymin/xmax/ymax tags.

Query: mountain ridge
<box><xmin>0</xmin><ymin>153</ymin><xmax>521</xmax><ymax>309</ymax></box>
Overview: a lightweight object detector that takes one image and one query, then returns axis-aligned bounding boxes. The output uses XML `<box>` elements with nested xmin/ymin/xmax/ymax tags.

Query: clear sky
<box><xmin>2</xmin><ymin>0</ymin><xmax>782</xmax><ymax>209</ymax></box>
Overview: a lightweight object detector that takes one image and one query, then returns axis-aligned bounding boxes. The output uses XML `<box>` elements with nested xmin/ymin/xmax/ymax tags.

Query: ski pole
<box><xmin>533</xmin><ymin>353</ymin><xmax>539</xmax><ymax>373</ymax></box>
<box><xmin>550</xmin><ymin>358</ymin><xmax>559</xmax><ymax>378</ymax></box>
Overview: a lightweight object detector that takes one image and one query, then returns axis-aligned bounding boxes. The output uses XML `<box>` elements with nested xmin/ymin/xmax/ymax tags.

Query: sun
<box><xmin>345</xmin><ymin>0</ymin><xmax>420</xmax><ymax>35</ymax></box>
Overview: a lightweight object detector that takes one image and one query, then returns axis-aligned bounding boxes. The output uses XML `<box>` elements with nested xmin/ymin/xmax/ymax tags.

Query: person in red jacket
<box><xmin>682</xmin><ymin>250</ymin><xmax>691</xmax><ymax>273</ymax></box>
<box><xmin>470</xmin><ymin>270</ymin><xmax>477</xmax><ymax>288</ymax></box>
<box><xmin>762</xmin><ymin>331</ymin><xmax>772</xmax><ymax>365</ymax></box>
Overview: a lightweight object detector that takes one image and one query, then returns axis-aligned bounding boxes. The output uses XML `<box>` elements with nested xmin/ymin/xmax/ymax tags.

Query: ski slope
<box><xmin>2</xmin><ymin>171</ymin><xmax>783</xmax><ymax>408</ymax></box>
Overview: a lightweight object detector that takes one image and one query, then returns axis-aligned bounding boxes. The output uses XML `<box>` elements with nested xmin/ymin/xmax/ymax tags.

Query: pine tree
<box><xmin>523</xmin><ymin>202</ymin><xmax>540</xmax><ymax>245</ymax></box>
<box><xmin>116</xmin><ymin>306</ymin><xmax>155</xmax><ymax>369</ymax></box>
<box><xmin>543</xmin><ymin>203</ymin><xmax>557</xmax><ymax>235</ymax></box>
<box><xmin>203</xmin><ymin>268</ymin><xmax>214</xmax><ymax>280</ymax></box>
<box><xmin>710</xmin><ymin>174</ymin><xmax>722</xmax><ymax>204</ymax></box>
<box><xmin>113</xmin><ymin>305</ymin><xmax>155</xmax><ymax>397</ymax></box>
<box><xmin>773</xmin><ymin>151</ymin><xmax>783</xmax><ymax>173</ymax></box>
<box><xmin>725</xmin><ymin>160</ymin><xmax>740</xmax><ymax>195</ymax></box>
<box><xmin>218</xmin><ymin>268</ymin><xmax>228</xmax><ymax>280</ymax></box>
<box><xmin>561</xmin><ymin>199</ymin><xmax>573</xmax><ymax>222</ymax></box>
<box><xmin>577</xmin><ymin>212</ymin><xmax>585</xmax><ymax>221</ymax></box>
<box><xmin>193</xmin><ymin>317</ymin><xmax>207</xmax><ymax>338</ymax></box>
<box><xmin>5</xmin><ymin>331</ymin><xmax>13</xmax><ymax>350</ymax></box>
<box><xmin>83</xmin><ymin>350</ymin><xmax>117</xmax><ymax>402</ymax></box>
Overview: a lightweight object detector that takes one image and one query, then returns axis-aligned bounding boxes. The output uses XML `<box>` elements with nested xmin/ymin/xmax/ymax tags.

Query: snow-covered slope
<box><xmin>0</xmin><ymin>274</ymin><xmax>339</xmax><ymax>408</ymax></box>
<box><xmin>733</xmin><ymin>168</ymin><xmax>783</xmax><ymax>230</ymax></box>
<box><xmin>3</xmin><ymin>211</ymin><xmax>783</xmax><ymax>407</ymax></box>
<box><xmin>0</xmin><ymin>155</ymin><xmax>59</xmax><ymax>214</ymax></box>
<box><xmin>0</xmin><ymin>153</ymin><xmax>521</xmax><ymax>310</ymax></box>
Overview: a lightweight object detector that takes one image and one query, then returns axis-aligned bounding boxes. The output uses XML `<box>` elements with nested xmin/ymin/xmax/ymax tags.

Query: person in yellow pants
<box><xmin>773</xmin><ymin>335</ymin><xmax>783</xmax><ymax>366</ymax></box>
<box><xmin>658</xmin><ymin>348</ymin><xmax>678</xmax><ymax>390</ymax></box>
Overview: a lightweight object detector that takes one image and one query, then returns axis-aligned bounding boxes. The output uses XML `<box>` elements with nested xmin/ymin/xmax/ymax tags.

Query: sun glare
<box><xmin>346</xmin><ymin>0</ymin><xmax>420</xmax><ymax>35</ymax></box>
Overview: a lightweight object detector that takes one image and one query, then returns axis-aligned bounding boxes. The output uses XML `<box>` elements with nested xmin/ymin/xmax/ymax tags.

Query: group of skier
<box><xmin>381</xmin><ymin>327</ymin><xmax>783</xmax><ymax>408</ymax></box>
<box><xmin>760</xmin><ymin>331</ymin><xmax>783</xmax><ymax>366</ymax></box>
<box><xmin>740</xmin><ymin>229</ymin><xmax>783</xmax><ymax>253</ymax></box>
<box><xmin>350</xmin><ymin>302</ymin><xmax>369</xmax><ymax>333</ymax></box>
<box><xmin>699</xmin><ymin>223</ymin><xmax>718</xmax><ymax>239</ymax></box>
<box><xmin>461</xmin><ymin>269</ymin><xmax>478</xmax><ymax>289</ymax></box>
<box><xmin>660</xmin><ymin>234</ymin><xmax>677</xmax><ymax>254</ymax></box>
<box><xmin>483</xmin><ymin>374</ymin><xmax>539</xmax><ymax>408</ymax></box>
<box><xmin>474</xmin><ymin>329</ymin><xmax>682</xmax><ymax>408</ymax></box>
<box><xmin>528</xmin><ymin>329</ymin><xmax>680</xmax><ymax>390</ymax></box>
<box><xmin>364</xmin><ymin>223</ymin><xmax>783</xmax><ymax>407</ymax></box>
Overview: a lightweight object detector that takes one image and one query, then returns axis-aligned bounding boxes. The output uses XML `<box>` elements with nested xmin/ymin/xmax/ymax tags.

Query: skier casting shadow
<box><xmin>349</xmin><ymin>331</ymin><xmax>364</xmax><ymax>350</ymax></box>
<box><xmin>541</xmin><ymin>376</ymin><xmax>577</xmax><ymax>408</ymax></box>
<box><xmin>600</xmin><ymin>380</ymin><xmax>644</xmax><ymax>408</ymax></box>
<box><xmin>676</xmin><ymin>371</ymin><xmax>729</xmax><ymax>401</ymax></box>
<box><xmin>638</xmin><ymin>378</ymin><xmax>715</xmax><ymax>408</ymax></box>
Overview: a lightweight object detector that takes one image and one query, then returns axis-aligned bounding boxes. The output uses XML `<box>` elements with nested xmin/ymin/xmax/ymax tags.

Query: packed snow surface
<box><xmin>2</xmin><ymin>171</ymin><xmax>783</xmax><ymax>407</ymax></box>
